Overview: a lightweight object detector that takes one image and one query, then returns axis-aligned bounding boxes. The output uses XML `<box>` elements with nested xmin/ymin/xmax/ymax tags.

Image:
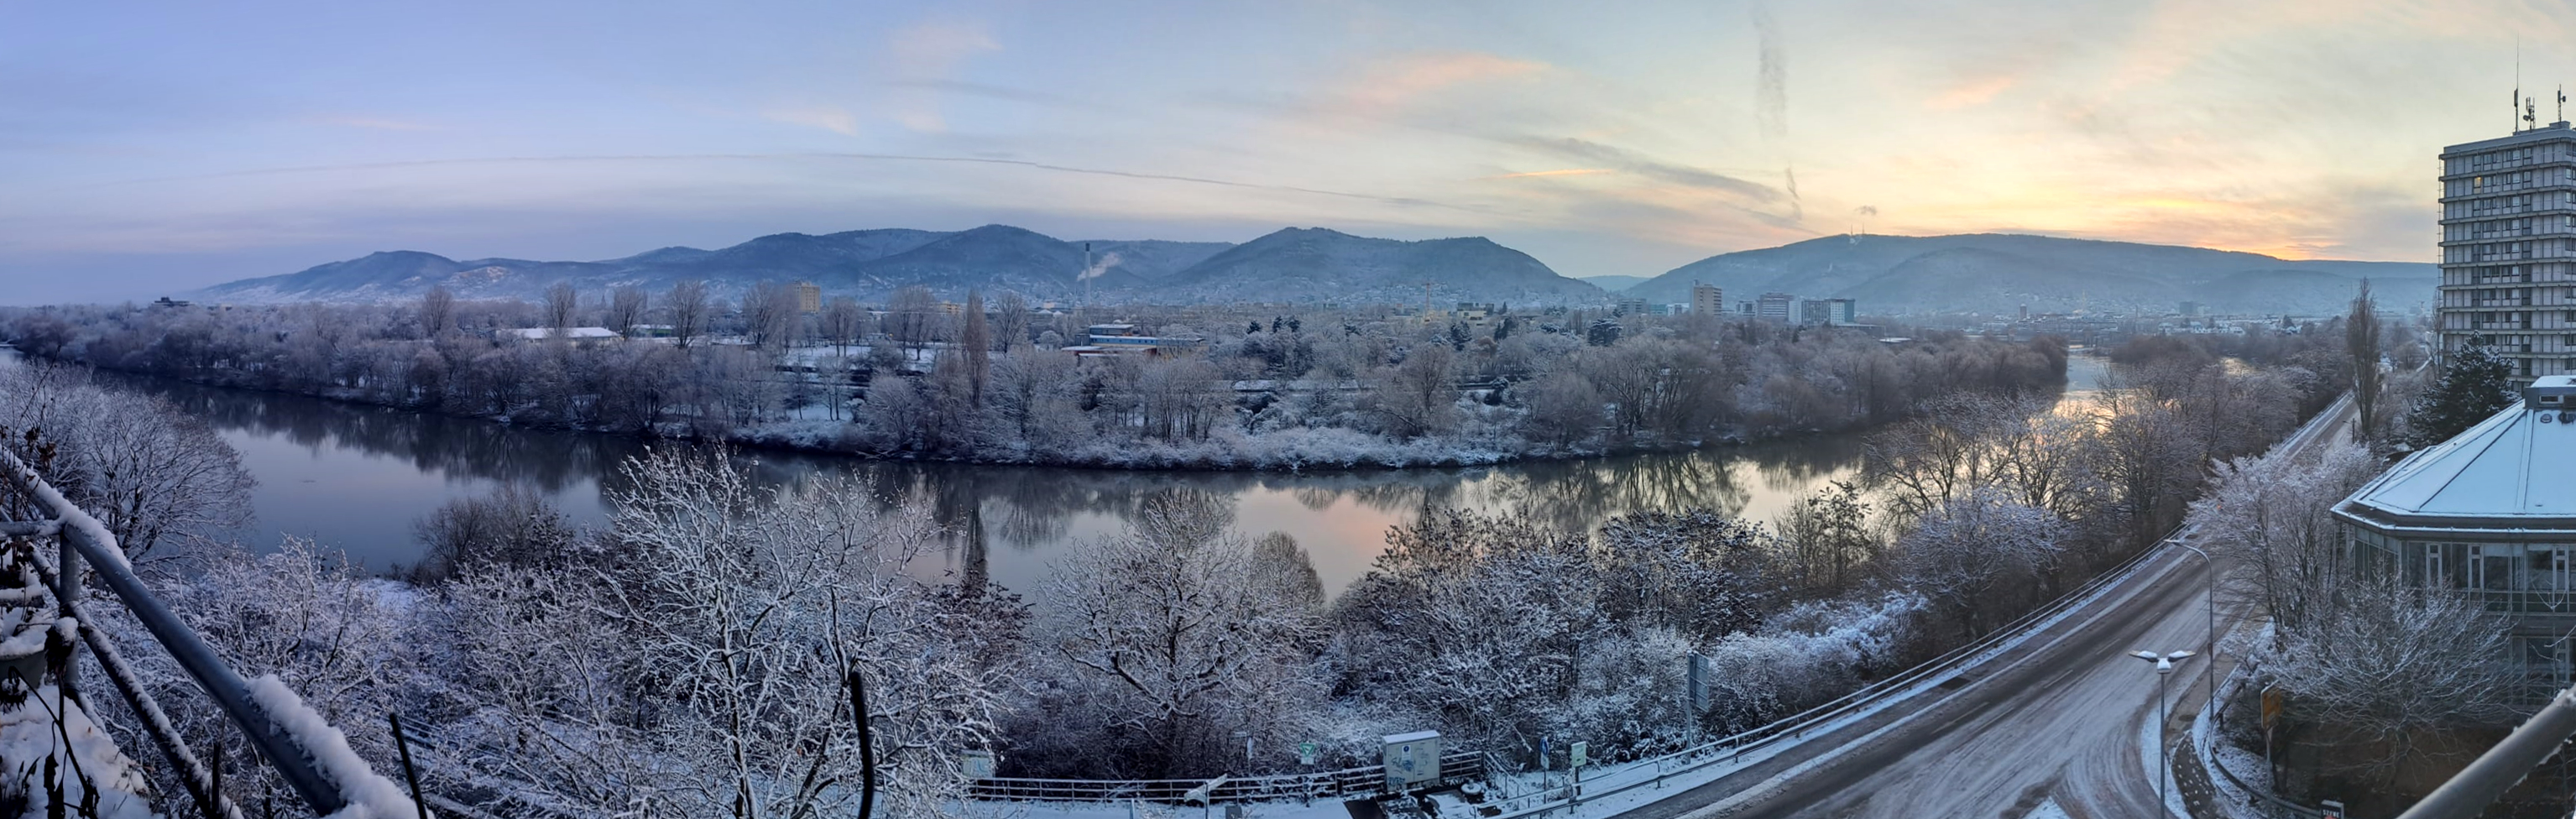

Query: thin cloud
<box><xmin>1320</xmin><ymin>51</ymin><xmax>1546</xmax><ymax>122</ymax></box>
<box><xmin>1484</xmin><ymin>168</ymin><xmax>1613</xmax><ymax>180</ymax></box>
<box><xmin>1518</xmin><ymin>137</ymin><xmax>1784</xmax><ymax>203</ymax></box>
<box><xmin>73</xmin><ymin>152</ymin><xmax>1466</xmax><ymax>211</ymax></box>
<box><xmin>760</xmin><ymin>106</ymin><xmax>860</xmax><ymax>136</ymax></box>
<box><xmin>315</xmin><ymin>117</ymin><xmax>437</xmax><ymax>132</ymax></box>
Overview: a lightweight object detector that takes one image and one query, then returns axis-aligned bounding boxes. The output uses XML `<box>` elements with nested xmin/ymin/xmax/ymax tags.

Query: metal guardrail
<box><xmin>0</xmin><ymin>446</ymin><xmax>348</xmax><ymax>815</ymax></box>
<box><xmin>969</xmin><ymin>752</ymin><xmax>1486</xmax><ymax>804</ymax></box>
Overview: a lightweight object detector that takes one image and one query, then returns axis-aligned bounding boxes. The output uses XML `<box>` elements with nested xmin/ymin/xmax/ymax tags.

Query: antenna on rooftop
<box><xmin>2516</xmin><ymin>38</ymin><xmax>2524</xmax><ymax>133</ymax></box>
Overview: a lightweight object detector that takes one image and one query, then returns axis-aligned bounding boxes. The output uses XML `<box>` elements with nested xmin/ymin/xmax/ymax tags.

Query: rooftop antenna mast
<box><xmin>2516</xmin><ymin>39</ymin><xmax>2526</xmax><ymax>133</ymax></box>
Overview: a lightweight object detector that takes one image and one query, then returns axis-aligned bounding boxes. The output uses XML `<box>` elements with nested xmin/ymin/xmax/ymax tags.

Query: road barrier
<box><xmin>967</xmin><ymin>752</ymin><xmax>1486</xmax><ymax>804</ymax></box>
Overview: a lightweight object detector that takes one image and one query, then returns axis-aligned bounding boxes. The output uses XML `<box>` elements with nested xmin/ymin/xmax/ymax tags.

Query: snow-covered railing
<box><xmin>968</xmin><ymin>752</ymin><xmax>1485</xmax><ymax>804</ymax></box>
<box><xmin>0</xmin><ymin>446</ymin><xmax>421</xmax><ymax>818</ymax></box>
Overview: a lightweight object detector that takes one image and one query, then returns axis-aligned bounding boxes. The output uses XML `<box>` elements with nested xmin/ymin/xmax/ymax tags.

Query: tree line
<box><xmin>1</xmin><ymin>283</ymin><xmax>2064</xmax><ymax>468</ymax></box>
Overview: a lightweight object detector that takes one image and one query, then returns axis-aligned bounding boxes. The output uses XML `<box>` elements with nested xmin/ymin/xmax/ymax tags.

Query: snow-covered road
<box><xmin>1625</xmin><ymin>397</ymin><xmax>2353</xmax><ymax>819</ymax></box>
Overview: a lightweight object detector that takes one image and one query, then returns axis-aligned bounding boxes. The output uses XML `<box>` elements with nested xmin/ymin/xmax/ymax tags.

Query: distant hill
<box><xmin>1156</xmin><ymin>227</ymin><xmax>1603</xmax><ymax>305</ymax></box>
<box><xmin>1579</xmin><ymin>274</ymin><xmax>1651</xmax><ymax>293</ymax></box>
<box><xmin>195</xmin><ymin>227</ymin><xmax>2429</xmax><ymax>315</ymax></box>
<box><xmin>1627</xmin><ymin>233</ymin><xmax>2436</xmax><ymax>316</ymax></box>
<box><xmin>193</xmin><ymin>225</ymin><xmax>1602</xmax><ymax>305</ymax></box>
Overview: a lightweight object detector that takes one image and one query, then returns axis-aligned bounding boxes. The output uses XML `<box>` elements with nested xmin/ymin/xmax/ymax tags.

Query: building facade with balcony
<box><xmin>2440</xmin><ymin>123</ymin><xmax>2576</xmax><ymax>381</ymax></box>
<box><xmin>2335</xmin><ymin>376</ymin><xmax>2576</xmax><ymax>699</ymax></box>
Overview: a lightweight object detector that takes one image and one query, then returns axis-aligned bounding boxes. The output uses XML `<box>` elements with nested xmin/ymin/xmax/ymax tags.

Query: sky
<box><xmin>5</xmin><ymin>0</ymin><xmax>2574</xmax><ymax>305</ymax></box>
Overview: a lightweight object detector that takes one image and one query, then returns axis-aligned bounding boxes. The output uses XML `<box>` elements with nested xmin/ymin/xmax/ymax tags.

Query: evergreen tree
<box><xmin>2403</xmin><ymin>343</ymin><xmax>2516</xmax><ymax>447</ymax></box>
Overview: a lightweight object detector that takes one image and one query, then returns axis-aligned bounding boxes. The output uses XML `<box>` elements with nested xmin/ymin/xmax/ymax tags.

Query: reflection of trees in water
<box><xmin>1490</xmin><ymin>454</ymin><xmax>1751</xmax><ymax>534</ymax></box>
<box><xmin>1749</xmin><ymin>436</ymin><xmax>1866</xmax><ymax>493</ymax></box>
<box><xmin>121</xmin><ymin>370</ymin><xmax>1878</xmax><ymax>587</ymax></box>
<box><xmin>110</xmin><ymin>373</ymin><xmax>646</xmax><ymax>498</ymax></box>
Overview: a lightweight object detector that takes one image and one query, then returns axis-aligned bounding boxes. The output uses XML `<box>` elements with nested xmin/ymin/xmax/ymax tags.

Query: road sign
<box><xmin>1570</xmin><ymin>741</ymin><xmax>1588</xmax><ymax>768</ymax></box>
<box><xmin>963</xmin><ymin>750</ymin><xmax>996</xmax><ymax>780</ymax></box>
<box><xmin>2320</xmin><ymin>799</ymin><xmax>2345</xmax><ymax>819</ymax></box>
<box><xmin>1298</xmin><ymin>742</ymin><xmax>1318</xmax><ymax>766</ymax></box>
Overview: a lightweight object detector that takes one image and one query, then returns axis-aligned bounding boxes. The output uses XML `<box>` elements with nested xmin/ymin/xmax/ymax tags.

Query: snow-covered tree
<box><xmin>2192</xmin><ymin>440</ymin><xmax>2383</xmax><ymax>639</ymax></box>
<box><xmin>1027</xmin><ymin>495</ymin><xmax>1323</xmax><ymax>777</ymax></box>
<box><xmin>2253</xmin><ymin>573</ymin><xmax>2516</xmax><ymax>774</ymax></box>
<box><xmin>1896</xmin><ymin>488</ymin><xmax>2063</xmax><ymax>639</ymax></box>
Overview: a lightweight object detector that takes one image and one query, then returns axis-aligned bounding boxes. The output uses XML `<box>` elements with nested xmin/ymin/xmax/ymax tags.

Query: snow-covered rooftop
<box><xmin>2338</xmin><ymin>376</ymin><xmax>2576</xmax><ymax>535</ymax></box>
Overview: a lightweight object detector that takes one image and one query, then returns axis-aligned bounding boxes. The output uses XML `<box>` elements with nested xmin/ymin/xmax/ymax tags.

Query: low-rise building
<box><xmin>2336</xmin><ymin>375</ymin><xmax>2576</xmax><ymax>699</ymax></box>
<box><xmin>502</xmin><ymin>326</ymin><xmax>624</xmax><ymax>341</ymax></box>
<box><xmin>1800</xmin><ymin>298</ymin><xmax>1858</xmax><ymax>326</ymax></box>
<box><xmin>1756</xmin><ymin>292</ymin><xmax>1795</xmax><ymax>321</ymax></box>
<box><xmin>1073</xmin><ymin>322</ymin><xmax>1204</xmax><ymax>357</ymax></box>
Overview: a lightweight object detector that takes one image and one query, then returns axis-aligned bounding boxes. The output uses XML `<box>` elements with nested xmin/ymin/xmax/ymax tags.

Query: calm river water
<box><xmin>98</xmin><ymin>354</ymin><xmax>2102</xmax><ymax>598</ymax></box>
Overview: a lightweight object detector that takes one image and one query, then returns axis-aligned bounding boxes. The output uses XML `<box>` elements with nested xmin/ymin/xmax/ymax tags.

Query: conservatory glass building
<box><xmin>2334</xmin><ymin>375</ymin><xmax>2576</xmax><ymax>699</ymax></box>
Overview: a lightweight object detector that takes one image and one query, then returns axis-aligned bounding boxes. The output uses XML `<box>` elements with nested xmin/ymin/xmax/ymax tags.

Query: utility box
<box><xmin>1382</xmin><ymin>730</ymin><xmax>1443</xmax><ymax>790</ymax></box>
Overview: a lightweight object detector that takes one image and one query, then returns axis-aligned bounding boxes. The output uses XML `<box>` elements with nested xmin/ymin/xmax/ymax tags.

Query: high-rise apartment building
<box><xmin>1691</xmin><ymin>283</ymin><xmax>1725</xmax><ymax>316</ymax></box>
<box><xmin>2439</xmin><ymin>123</ymin><xmax>2576</xmax><ymax>381</ymax></box>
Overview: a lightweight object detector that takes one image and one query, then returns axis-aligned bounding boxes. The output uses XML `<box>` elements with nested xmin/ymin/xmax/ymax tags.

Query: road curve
<box><xmin>1623</xmin><ymin>395</ymin><xmax>2354</xmax><ymax>819</ymax></box>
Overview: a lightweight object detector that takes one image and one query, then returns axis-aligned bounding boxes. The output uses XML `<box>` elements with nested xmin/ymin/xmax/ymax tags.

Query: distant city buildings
<box><xmin>1800</xmin><ymin>298</ymin><xmax>1858</xmax><ymax>326</ymax></box>
<box><xmin>1616</xmin><ymin>297</ymin><xmax>1649</xmax><ymax>316</ymax></box>
<box><xmin>2439</xmin><ymin>122</ymin><xmax>2576</xmax><ymax>381</ymax></box>
<box><xmin>792</xmin><ymin>281</ymin><xmax>821</xmax><ymax>313</ymax></box>
<box><xmin>1755</xmin><ymin>292</ymin><xmax>1794</xmax><ymax>321</ymax></box>
<box><xmin>1691</xmin><ymin>284</ymin><xmax>1725</xmax><ymax>316</ymax></box>
<box><xmin>1063</xmin><ymin>322</ymin><xmax>1205</xmax><ymax>358</ymax></box>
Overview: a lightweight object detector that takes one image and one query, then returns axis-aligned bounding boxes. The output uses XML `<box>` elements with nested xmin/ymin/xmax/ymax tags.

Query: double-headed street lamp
<box><xmin>2133</xmin><ymin>649</ymin><xmax>2197</xmax><ymax>816</ymax></box>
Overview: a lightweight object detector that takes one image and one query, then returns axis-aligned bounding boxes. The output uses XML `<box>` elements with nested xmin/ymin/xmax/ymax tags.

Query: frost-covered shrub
<box><xmin>1698</xmin><ymin>592</ymin><xmax>1924</xmax><ymax>737</ymax></box>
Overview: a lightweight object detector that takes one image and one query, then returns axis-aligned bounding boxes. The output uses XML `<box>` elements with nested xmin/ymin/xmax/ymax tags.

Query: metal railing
<box><xmin>967</xmin><ymin>752</ymin><xmax>1486</xmax><ymax>804</ymax></box>
<box><xmin>0</xmin><ymin>446</ymin><xmax>350</xmax><ymax>816</ymax></box>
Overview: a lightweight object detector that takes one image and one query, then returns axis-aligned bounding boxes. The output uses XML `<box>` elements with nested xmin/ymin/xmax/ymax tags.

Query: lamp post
<box><xmin>2133</xmin><ymin>649</ymin><xmax>2197</xmax><ymax>816</ymax></box>
<box><xmin>2171</xmin><ymin>539</ymin><xmax>2218</xmax><ymax>699</ymax></box>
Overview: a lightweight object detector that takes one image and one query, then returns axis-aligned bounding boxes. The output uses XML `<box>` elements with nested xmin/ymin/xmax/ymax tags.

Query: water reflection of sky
<box><xmin>97</xmin><ymin>365</ymin><xmax>2090</xmax><ymax>600</ymax></box>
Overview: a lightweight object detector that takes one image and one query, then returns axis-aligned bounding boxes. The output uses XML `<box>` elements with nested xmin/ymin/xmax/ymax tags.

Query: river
<box><xmin>89</xmin><ymin>355</ymin><xmax>2103</xmax><ymax>599</ymax></box>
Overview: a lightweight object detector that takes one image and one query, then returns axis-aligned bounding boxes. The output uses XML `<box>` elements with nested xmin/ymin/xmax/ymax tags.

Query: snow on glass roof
<box><xmin>2338</xmin><ymin>376</ymin><xmax>2576</xmax><ymax>535</ymax></box>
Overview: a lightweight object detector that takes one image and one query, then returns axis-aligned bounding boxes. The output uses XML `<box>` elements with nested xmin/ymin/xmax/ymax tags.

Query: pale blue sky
<box><xmin>6</xmin><ymin>0</ymin><xmax>2572</xmax><ymax>304</ymax></box>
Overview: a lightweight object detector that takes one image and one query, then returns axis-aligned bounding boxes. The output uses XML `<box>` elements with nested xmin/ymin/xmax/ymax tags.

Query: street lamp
<box><xmin>2133</xmin><ymin>649</ymin><xmax>2197</xmax><ymax>816</ymax></box>
<box><xmin>2171</xmin><ymin>539</ymin><xmax>2218</xmax><ymax>698</ymax></box>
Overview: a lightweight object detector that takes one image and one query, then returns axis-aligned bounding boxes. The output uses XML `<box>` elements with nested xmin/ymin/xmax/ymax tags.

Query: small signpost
<box><xmin>1298</xmin><ymin>742</ymin><xmax>1319</xmax><ymax>767</ymax></box>
<box><xmin>962</xmin><ymin>750</ymin><xmax>997</xmax><ymax>780</ymax></box>
<box><xmin>2320</xmin><ymin>799</ymin><xmax>2345</xmax><ymax>819</ymax></box>
<box><xmin>1570</xmin><ymin>741</ymin><xmax>1589</xmax><ymax>814</ymax></box>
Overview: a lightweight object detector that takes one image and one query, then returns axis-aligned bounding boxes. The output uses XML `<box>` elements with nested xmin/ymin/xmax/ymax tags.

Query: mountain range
<box><xmin>194</xmin><ymin>227</ymin><xmax>2433</xmax><ymax>316</ymax></box>
<box><xmin>1619</xmin><ymin>233</ymin><xmax>2435</xmax><ymax>316</ymax></box>
<box><xmin>193</xmin><ymin>225</ymin><xmax>1597</xmax><ymax>306</ymax></box>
